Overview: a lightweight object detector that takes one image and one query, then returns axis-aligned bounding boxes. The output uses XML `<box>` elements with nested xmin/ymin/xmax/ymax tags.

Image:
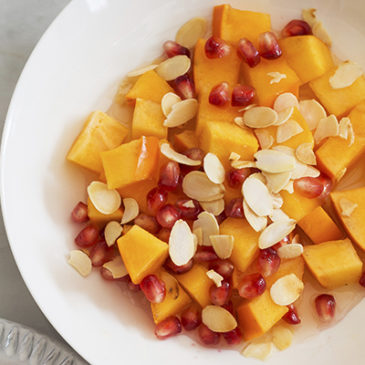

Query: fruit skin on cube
<box><xmin>331</xmin><ymin>187</ymin><xmax>365</xmax><ymax>251</ymax></box>
<box><xmin>303</xmin><ymin>238</ymin><xmax>363</xmax><ymax>288</ymax></box>
<box><xmin>279</xmin><ymin>35</ymin><xmax>334</xmax><ymax>84</ymax></box>
<box><xmin>173</xmin><ymin>130</ymin><xmax>198</xmax><ymax>152</ymax></box>
<box><xmin>117</xmin><ymin>225</ymin><xmax>168</xmax><ymax>284</ymax></box>
<box><xmin>298</xmin><ymin>206</ymin><xmax>343</xmax><ymax>244</ymax></box>
<box><xmin>126</xmin><ymin>70</ymin><xmax>174</xmax><ymax>103</ymax></box>
<box><xmin>67</xmin><ymin>111</ymin><xmax>129</xmax><ymax>173</ymax></box>
<box><xmin>87</xmin><ymin>198</ymin><xmax>124</xmax><ymax>228</ymax></box>
<box><xmin>132</xmin><ymin>98</ymin><xmax>167</xmax><ymax>140</ymax></box>
<box><xmin>241</xmin><ymin>57</ymin><xmax>301</xmax><ymax>107</ymax></box>
<box><xmin>220</xmin><ymin>218</ymin><xmax>260</xmax><ymax>273</ymax></box>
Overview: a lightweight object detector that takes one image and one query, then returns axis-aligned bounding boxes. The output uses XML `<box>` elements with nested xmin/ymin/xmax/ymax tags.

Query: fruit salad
<box><xmin>66</xmin><ymin>4</ymin><xmax>365</xmax><ymax>360</ymax></box>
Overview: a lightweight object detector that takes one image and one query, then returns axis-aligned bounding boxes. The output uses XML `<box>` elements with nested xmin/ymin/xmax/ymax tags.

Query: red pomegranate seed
<box><xmin>315</xmin><ymin>294</ymin><xmax>336</xmax><ymax>322</ymax></box>
<box><xmin>155</xmin><ymin>316</ymin><xmax>182</xmax><ymax>340</ymax></box>
<box><xmin>156</xmin><ymin>204</ymin><xmax>181</xmax><ymax>229</ymax></box>
<box><xmin>283</xmin><ymin>304</ymin><xmax>301</xmax><ymax>325</ymax></box>
<box><xmin>181</xmin><ymin>306</ymin><xmax>201</xmax><ymax>331</ymax></box>
<box><xmin>210</xmin><ymin>281</ymin><xmax>231</xmax><ymax>306</ymax></box>
<box><xmin>147</xmin><ymin>187</ymin><xmax>168</xmax><ymax>214</ymax></box>
<box><xmin>225</xmin><ymin>197</ymin><xmax>244</xmax><ymax>218</ymax></box>
<box><xmin>194</xmin><ymin>249</ymin><xmax>219</xmax><ymax>263</ymax></box>
<box><xmin>258</xmin><ymin>31</ymin><xmax>282</xmax><ymax>59</ymax></box>
<box><xmin>74</xmin><ymin>225</ymin><xmax>99</xmax><ymax>248</ymax></box>
<box><xmin>294</xmin><ymin>176</ymin><xmax>325</xmax><ymax>199</ymax></box>
<box><xmin>199</xmin><ymin>324</ymin><xmax>220</xmax><ymax>345</ymax></box>
<box><xmin>163</xmin><ymin>40</ymin><xmax>190</xmax><ymax>58</ymax></box>
<box><xmin>359</xmin><ymin>272</ymin><xmax>365</xmax><ymax>287</ymax></box>
<box><xmin>140</xmin><ymin>274</ymin><xmax>166</xmax><ymax>303</ymax></box>
<box><xmin>134</xmin><ymin>214</ymin><xmax>160</xmax><ymax>234</ymax></box>
<box><xmin>89</xmin><ymin>240</ymin><xmax>114</xmax><ymax>267</ymax></box>
<box><xmin>71</xmin><ymin>201</ymin><xmax>88</xmax><ymax>223</ymax></box>
<box><xmin>237</xmin><ymin>38</ymin><xmax>260</xmax><ymax>67</ymax></box>
<box><xmin>157</xmin><ymin>228</ymin><xmax>171</xmax><ymax>242</ymax></box>
<box><xmin>174</xmin><ymin>74</ymin><xmax>195</xmax><ymax>99</ymax></box>
<box><xmin>183</xmin><ymin>147</ymin><xmax>204</xmax><ymax>161</ymax></box>
<box><xmin>238</xmin><ymin>273</ymin><xmax>266</xmax><ymax>299</ymax></box>
<box><xmin>318</xmin><ymin>174</ymin><xmax>332</xmax><ymax>199</ymax></box>
<box><xmin>205</xmin><ymin>36</ymin><xmax>230</xmax><ymax>59</ymax></box>
<box><xmin>227</xmin><ymin>168</ymin><xmax>251</xmax><ymax>188</ymax></box>
<box><xmin>258</xmin><ymin>248</ymin><xmax>281</xmax><ymax>277</ymax></box>
<box><xmin>127</xmin><ymin>277</ymin><xmax>141</xmax><ymax>292</ymax></box>
<box><xmin>223</xmin><ymin>327</ymin><xmax>242</xmax><ymax>345</ymax></box>
<box><xmin>222</xmin><ymin>300</ymin><xmax>234</xmax><ymax>315</ymax></box>
<box><xmin>165</xmin><ymin>257</ymin><xmax>193</xmax><ymax>274</ymax></box>
<box><xmin>175</xmin><ymin>199</ymin><xmax>201</xmax><ymax>220</ymax></box>
<box><xmin>100</xmin><ymin>267</ymin><xmax>127</xmax><ymax>282</ymax></box>
<box><xmin>159</xmin><ymin>161</ymin><xmax>180</xmax><ymax>191</ymax></box>
<box><xmin>209</xmin><ymin>260</ymin><xmax>234</xmax><ymax>279</ymax></box>
<box><xmin>209</xmin><ymin>82</ymin><xmax>229</xmax><ymax>106</ymax></box>
<box><xmin>282</xmin><ymin>19</ymin><xmax>312</xmax><ymax>37</ymax></box>
<box><xmin>231</xmin><ymin>84</ymin><xmax>255</xmax><ymax>107</ymax></box>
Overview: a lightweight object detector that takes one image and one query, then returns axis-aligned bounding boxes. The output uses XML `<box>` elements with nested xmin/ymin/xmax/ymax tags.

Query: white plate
<box><xmin>1</xmin><ymin>0</ymin><xmax>365</xmax><ymax>364</ymax></box>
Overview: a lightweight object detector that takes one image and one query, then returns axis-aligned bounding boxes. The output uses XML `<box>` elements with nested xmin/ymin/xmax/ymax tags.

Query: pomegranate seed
<box><xmin>194</xmin><ymin>249</ymin><xmax>219</xmax><ymax>263</ymax></box>
<box><xmin>258</xmin><ymin>248</ymin><xmax>281</xmax><ymax>277</ymax></box>
<box><xmin>155</xmin><ymin>316</ymin><xmax>182</xmax><ymax>340</ymax></box>
<box><xmin>181</xmin><ymin>306</ymin><xmax>201</xmax><ymax>331</ymax></box>
<box><xmin>127</xmin><ymin>277</ymin><xmax>140</xmax><ymax>292</ymax></box>
<box><xmin>222</xmin><ymin>300</ymin><xmax>234</xmax><ymax>315</ymax></box>
<box><xmin>147</xmin><ymin>187</ymin><xmax>168</xmax><ymax>214</ymax></box>
<box><xmin>223</xmin><ymin>327</ymin><xmax>242</xmax><ymax>345</ymax></box>
<box><xmin>209</xmin><ymin>260</ymin><xmax>234</xmax><ymax>279</ymax></box>
<box><xmin>216</xmin><ymin>211</ymin><xmax>227</xmax><ymax>225</ymax></box>
<box><xmin>209</xmin><ymin>82</ymin><xmax>229</xmax><ymax>106</ymax></box>
<box><xmin>159</xmin><ymin>161</ymin><xmax>180</xmax><ymax>191</ymax></box>
<box><xmin>359</xmin><ymin>272</ymin><xmax>365</xmax><ymax>287</ymax></box>
<box><xmin>199</xmin><ymin>324</ymin><xmax>220</xmax><ymax>345</ymax></box>
<box><xmin>134</xmin><ymin>214</ymin><xmax>160</xmax><ymax>234</ymax></box>
<box><xmin>89</xmin><ymin>240</ymin><xmax>114</xmax><ymax>267</ymax></box>
<box><xmin>175</xmin><ymin>199</ymin><xmax>201</xmax><ymax>220</ymax></box>
<box><xmin>183</xmin><ymin>147</ymin><xmax>204</xmax><ymax>161</ymax></box>
<box><xmin>318</xmin><ymin>174</ymin><xmax>332</xmax><ymax>199</ymax></box>
<box><xmin>74</xmin><ymin>225</ymin><xmax>99</xmax><ymax>248</ymax></box>
<box><xmin>238</xmin><ymin>273</ymin><xmax>266</xmax><ymax>299</ymax></box>
<box><xmin>157</xmin><ymin>228</ymin><xmax>171</xmax><ymax>242</ymax></box>
<box><xmin>179</xmin><ymin>164</ymin><xmax>196</xmax><ymax>177</ymax></box>
<box><xmin>205</xmin><ymin>36</ymin><xmax>230</xmax><ymax>59</ymax></box>
<box><xmin>165</xmin><ymin>257</ymin><xmax>193</xmax><ymax>274</ymax></box>
<box><xmin>283</xmin><ymin>304</ymin><xmax>301</xmax><ymax>325</ymax></box>
<box><xmin>210</xmin><ymin>281</ymin><xmax>231</xmax><ymax>306</ymax></box>
<box><xmin>140</xmin><ymin>274</ymin><xmax>166</xmax><ymax>303</ymax></box>
<box><xmin>227</xmin><ymin>168</ymin><xmax>251</xmax><ymax>188</ymax></box>
<box><xmin>231</xmin><ymin>84</ymin><xmax>255</xmax><ymax>107</ymax></box>
<box><xmin>315</xmin><ymin>294</ymin><xmax>336</xmax><ymax>322</ymax></box>
<box><xmin>225</xmin><ymin>197</ymin><xmax>244</xmax><ymax>218</ymax></box>
<box><xmin>294</xmin><ymin>176</ymin><xmax>325</xmax><ymax>199</ymax></box>
<box><xmin>71</xmin><ymin>201</ymin><xmax>88</xmax><ymax>223</ymax></box>
<box><xmin>258</xmin><ymin>31</ymin><xmax>282</xmax><ymax>59</ymax></box>
<box><xmin>163</xmin><ymin>40</ymin><xmax>190</xmax><ymax>58</ymax></box>
<box><xmin>237</xmin><ymin>38</ymin><xmax>260</xmax><ymax>67</ymax></box>
<box><xmin>100</xmin><ymin>267</ymin><xmax>127</xmax><ymax>282</ymax></box>
<box><xmin>156</xmin><ymin>204</ymin><xmax>181</xmax><ymax>229</ymax></box>
<box><xmin>174</xmin><ymin>74</ymin><xmax>195</xmax><ymax>99</ymax></box>
<box><xmin>282</xmin><ymin>19</ymin><xmax>312</xmax><ymax>37</ymax></box>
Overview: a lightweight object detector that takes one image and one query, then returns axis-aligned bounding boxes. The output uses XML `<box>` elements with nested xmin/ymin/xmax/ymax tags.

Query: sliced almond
<box><xmin>202</xmin><ymin>305</ymin><xmax>237</xmax><ymax>333</ymax></box>
<box><xmin>330</xmin><ymin>61</ymin><xmax>363</xmax><ymax>89</ymax></box>
<box><xmin>182</xmin><ymin>200</ymin><xmax>195</xmax><ymax>209</ymax></box>
<box><xmin>272</xmin><ymin>194</ymin><xmax>284</xmax><ymax>209</ymax></box>
<box><xmin>231</xmin><ymin>160</ymin><xmax>256</xmax><ymax>169</ymax></box>
<box><xmin>160</xmin><ymin>270</ymin><xmax>180</xmax><ymax>300</ymax></box>
<box><xmin>313</xmin><ymin>21</ymin><xmax>332</xmax><ymax>46</ymax></box>
<box><xmin>295</xmin><ymin>143</ymin><xmax>316</xmax><ymax>165</ymax></box>
<box><xmin>254</xmin><ymin>149</ymin><xmax>296</xmax><ymax>173</ymax></box>
<box><xmin>314</xmin><ymin>114</ymin><xmax>339</xmax><ymax>144</ymax></box>
<box><xmin>272</xmin><ymin>145</ymin><xmax>295</xmax><ymax>155</ymax></box>
<box><xmin>229</xmin><ymin>152</ymin><xmax>241</xmax><ymax>162</ymax></box>
<box><xmin>164</xmin><ymin>98</ymin><xmax>198</xmax><ymax>127</ymax></box>
<box><xmin>210</xmin><ymin>235</ymin><xmax>234</xmax><ymax>259</ymax></box>
<box><xmin>175</xmin><ymin>17</ymin><xmax>207</xmax><ymax>48</ymax></box>
<box><xmin>161</xmin><ymin>92</ymin><xmax>181</xmax><ymax>117</ymax></box>
<box><xmin>274</xmin><ymin>106</ymin><xmax>295</xmax><ymax>126</ymax></box>
<box><xmin>273</xmin><ymin>92</ymin><xmax>299</xmax><ymax>112</ymax></box>
<box><xmin>254</xmin><ymin>129</ymin><xmax>274</xmax><ymax>150</ymax></box>
<box><xmin>263</xmin><ymin>171</ymin><xmax>292</xmax><ymax>194</ymax></box>
<box><xmin>277</xmin><ymin>120</ymin><xmax>304</xmax><ymax>143</ymax></box>
<box><xmin>238</xmin><ymin>104</ymin><xmax>256</xmax><ymax>112</ymax></box>
<box><xmin>259</xmin><ymin>220</ymin><xmax>296</xmax><ymax>249</ymax></box>
<box><xmin>243</xmin><ymin>106</ymin><xmax>278</xmax><ymax>128</ymax></box>
<box><xmin>339</xmin><ymin>198</ymin><xmax>358</xmax><ymax>217</ymax></box>
<box><xmin>241</xmin><ymin>341</ymin><xmax>273</xmax><ymax>361</ymax></box>
<box><xmin>299</xmin><ymin>99</ymin><xmax>327</xmax><ymax>130</ymax></box>
<box><xmin>272</xmin><ymin>325</ymin><xmax>293</xmax><ymax>351</ymax></box>
<box><xmin>292</xmin><ymin>161</ymin><xmax>320</xmax><ymax>180</ymax></box>
<box><xmin>161</xmin><ymin>143</ymin><xmax>201</xmax><ymax>166</ymax></box>
<box><xmin>243</xmin><ymin>200</ymin><xmax>268</xmax><ymax>232</ymax></box>
<box><xmin>169</xmin><ymin>220</ymin><xmax>196</xmax><ymax>266</ymax></box>
<box><xmin>104</xmin><ymin>221</ymin><xmax>123</xmax><ymax>247</ymax></box>
<box><xmin>203</xmin><ymin>153</ymin><xmax>225</xmax><ymax>184</ymax></box>
<box><xmin>193</xmin><ymin>226</ymin><xmax>203</xmax><ymax>246</ymax></box>
<box><xmin>267</xmin><ymin>71</ymin><xmax>287</xmax><ymax>84</ymax></box>
<box><xmin>192</xmin><ymin>211</ymin><xmax>219</xmax><ymax>246</ymax></box>
<box><xmin>156</xmin><ymin>55</ymin><xmax>191</xmax><ymax>81</ymax></box>
<box><xmin>200</xmin><ymin>199</ymin><xmax>225</xmax><ymax>216</ymax></box>
<box><xmin>102</xmin><ymin>256</ymin><xmax>128</xmax><ymax>279</ymax></box>
<box><xmin>250</xmin><ymin>172</ymin><xmax>267</xmax><ymax>184</ymax></box>
<box><xmin>302</xmin><ymin>8</ymin><xmax>317</xmax><ymax>28</ymax></box>
<box><xmin>206</xmin><ymin>270</ymin><xmax>224</xmax><ymax>287</ymax></box>
<box><xmin>269</xmin><ymin>208</ymin><xmax>290</xmax><ymax>223</ymax></box>
<box><xmin>68</xmin><ymin>250</ymin><xmax>92</xmax><ymax>277</ymax></box>
<box><xmin>234</xmin><ymin>116</ymin><xmax>245</xmax><ymax>128</ymax></box>
<box><xmin>121</xmin><ymin>197</ymin><xmax>139</xmax><ymax>224</ymax></box>
<box><xmin>277</xmin><ymin>243</ymin><xmax>304</xmax><ymax>259</ymax></box>
<box><xmin>127</xmin><ymin>64</ymin><xmax>158</xmax><ymax>78</ymax></box>
<box><xmin>87</xmin><ymin>181</ymin><xmax>121</xmax><ymax>215</ymax></box>
<box><xmin>270</xmin><ymin>273</ymin><xmax>304</xmax><ymax>306</ymax></box>
<box><xmin>339</xmin><ymin>117</ymin><xmax>355</xmax><ymax>146</ymax></box>
<box><xmin>282</xmin><ymin>180</ymin><xmax>294</xmax><ymax>194</ymax></box>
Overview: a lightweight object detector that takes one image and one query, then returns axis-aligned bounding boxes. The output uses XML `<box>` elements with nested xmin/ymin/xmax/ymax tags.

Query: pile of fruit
<box><xmin>66</xmin><ymin>4</ymin><xmax>365</xmax><ymax>360</ymax></box>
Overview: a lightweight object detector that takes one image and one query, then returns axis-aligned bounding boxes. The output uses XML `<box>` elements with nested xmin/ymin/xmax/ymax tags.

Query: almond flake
<box><xmin>272</xmin><ymin>325</ymin><xmax>293</xmax><ymax>351</ymax></box>
<box><xmin>243</xmin><ymin>200</ymin><xmax>268</xmax><ymax>232</ymax></box>
<box><xmin>161</xmin><ymin>92</ymin><xmax>181</xmax><ymax>117</ymax></box>
<box><xmin>229</xmin><ymin>152</ymin><xmax>241</xmax><ymax>161</ymax></box>
<box><xmin>277</xmin><ymin>243</ymin><xmax>303</xmax><ymax>259</ymax></box>
<box><xmin>273</xmin><ymin>92</ymin><xmax>299</xmax><ymax>112</ymax></box>
<box><xmin>254</xmin><ymin>149</ymin><xmax>296</xmax><ymax>173</ymax></box>
<box><xmin>169</xmin><ymin>220</ymin><xmax>196</xmax><ymax>265</ymax></box>
<box><xmin>161</xmin><ymin>143</ymin><xmax>201</xmax><ymax>166</ymax></box>
<box><xmin>175</xmin><ymin>17</ymin><xmax>207</xmax><ymax>48</ymax></box>
<box><xmin>282</xmin><ymin>180</ymin><xmax>294</xmax><ymax>194</ymax></box>
<box><xmin>231</xmin><ymin>160</ymin><xmax>256</xmax><ymax>169</ymax></box>
<box><xmin>241</xmin><ymin>341</ymin><xmax>273</xmax><ymax>361</ymax></box>
<box><xmin>339</xmin><ymin>198</ymin><xmax>358</xmax><ymax>217</ymax></box>
<box><xmin>272</xmin><ymin>194</ymin><xmax>284</xmax><ymax>209</ymax></box>
<box><xmin>302</xmin><ymin>8</ymin><xmax>317</xmax><ymax>28</ymax></box>
<box><xmin>292</xmin><ymin>161</ymin><xmax>320</xmax><ymax>180</ymax></box>
<box><xmin>254</xmin><ymin>129</ymin><xmax>274</xmax><ymax>150</ymax></box>
<box><xmin>210</xmin><ymin>235</ymin><xmax>234</xmax><ymax>259</ymax></box>
<box><xmin>102</xmin><ymin>256</ymin><xmax>128</xmax><ymax>279</ymax></box>
<box><xmin>267</xmin><ymin>71</ymin><xmax>287</xmax><ymax>84</ymax></box>
<box><xmin>127</xmin><ymin>64</ymin><xmax>158</xmax><ymax>78</ymax></box>
<box><xmin>314</xmin><ymin>114</ymin><xmax>339</xmax><ymax>144</ymax></box>
<box><xmin>87</xmin><ymin>181</ymin><xmax>121</xmax><ymax>215</ymax></box>
<box><xmin>200</xmin><ymin>199</ymin><xmax>225</xmax><ymax>216</ymax></box>
<box><xmin>234</xmin><ymin>116</ymin><xmax>245</xmax><ymax>128</ymax></box>
<box><xmin>274</xmin><ymin>106</ymin><xmax>295</xmax><ymax>126</ymax></box>
<box><xmin>238</xmin><ymin>104</ymin><xmax>256</xmax><ymax>112</ymax></box>
<box><xmin>203</xmin><ymin>153</ymin><xmax>225</xmax><ymax>184</ymax></box>
<box><xmin>269</xmin><ymin>208</ymin><xmax>290</xmax><ymax>222</ymax></box>
<box><xmin>104</xmin><ymin>221</ymin><xmax>123</xmax><ymax>247</ymax></box>
<box><xmin>182</xmin><ymin>200</ymin><xmax>195</xmax><ymax>208</ymax></box>
<box><xmin>299</xmin><ymin>99</ymin><xmax>327</xmax><ymax>130</ymax></box>
<box><xmin>330</xmin><ymin>61</ymin><xmax>363</xmax><ymax>89</ymax></box>
<box><xmin>68</xmin><ymin>250</ymin><xmax>92</xmax><ymax>277</ymax></box>
<box><xmin>243</xmin><ymin>106</ymin><xmax>278</xmax><ymax>128</ymax></box>
<box><xmin>206</xmin><ymin>270</ymin><xmax>224</xmax><ymax>287</ymax></box>
<box><xmin>339</xmin><ymin>117</ymin><xmax>355</xmax><ymax>146</ymax></box>
<box><xmin>164</xmin><ymin>98</ymin><xmax>198</xmax><ymax>127</ymax></box>
<box><xmin>202</xmin><ymin>305</ymin><xmax>237</xmax><ymax>333</ymax></box>
<box><xmin>270</xmin><ymin>273</ymin><xmax>304</xmax><ymax>306</ymax></box>
<box><xmin>272</xmin><ymin>145</ymin><xmax>295</xmax><ymax>155</ymax></box>
<box><xmin>277</xmin><ymin>120</ymin><xmax>304</xmax><ymax>143</ymax></box>
<box><xmin>313</xmin><ymin>21</ymin><xmax>332</xmax><ymax>47</ymax></box>
<box><xmin>259</xmin><ymin>220</ymin><xmax>296</xmax><ymax>249</ymax></box>
<box><xmin>295</xmin><ymin>143</ymin><xmax>316</xmax><ymax>165</ymax></box>
<box><xmin>121</xmin><ymin>197</ymin><xmax>139</xmax><ymax>224</ymax></box>
<box><xmin>193</xmin><ymin>226</ymin><xmax>203</xmax><ymax>246</ymax></box>
<box><xmin>251</xmin><ymin>172</ymin><xmax>267</xmax><ymax>184</ymax></box>
<box><xmin>193</xmin><ymin>211</ymin><xmax>219</xmax><ymax>246</ymax></box>
<box><xmin>156</xmin><ymin>55</ymin><xmax>191</xmax><ymax>81</ymax></box>
<box><xmin>263</xmin><ymin>171</ymin><xmax>292</xmax><ymax>194</ymax></box>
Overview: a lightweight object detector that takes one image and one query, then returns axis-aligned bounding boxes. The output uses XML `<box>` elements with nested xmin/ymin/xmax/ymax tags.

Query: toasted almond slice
<box><xmin>169</xmin><ymin>220</ymin><xmax>196</xmax><ymax>265</ymax></box>
<box><xmin>175</xmin><ymin>17</ymin><xmax>207</xmax><ymax>48</ymax></box>
<box><xmin>302</xmin><ymin>8</ymin><xmax>317</xmax><ymax>27</ymax></box>
<box><xmin>270</xmin><ymin>273</ymin><xmax>304</xmax><ymax>305</ymax></box>
<box><xmin>127</xmin><ymin>64</ymin><xmax>158</xmax><ymax>78</ymax></box>
<box><xmin>282</xmin><ymin>180</ymin><xmax>294</xmax><ymax>194</ymax></box>
<box><xmin>203</xmin><ymin>153</ymin><xmax>225</xmax><ymax>184</ymax></box>
<box><xmin>277</xmin><ymin>243</ymin><xmax>304</xmax><ymax>259</ymax></box>
<box><xmin>243</xmin><ymin>106</ymin><xmax>278</xmax><ymax>128</ymax></box>
<box><xmin>156</xmin><ymin>55</ymin><xmax>191</xmax><ymax>81</ymax></box>
<box><xmin>295</xmin><ymin>143</ymin><xmax>316</xmax><ymax>165</ymax></box>
<box><xmin>231</xmin><ymin>160</ymin><xmax>256</xmax><ymax>169</ymax></box>
<box><xmin>161</xmin><ymin>143</ymin><xmax>201</xmax><ymax>166</ymax></box>
<box><xmin>241</xmin><ymin>341</ymin><xmax>273</xmax><ymax>361</ymax></box>
<box><xmin>263</xmin><ymin>171</ymin><xmax>292</xmax><ymax>194</ymax></box>
<box><xmin>272</xmin><ymin>194</ymin><xmax>283</xmax><ymax>209</ymax></box>
<box><xmin>277</xmin><ymin>120</ymin><xmax>304</xmax><ymax>143</ymax></box>
<box><xmin>87</xmin><ymin>181</ymin><xmax>121</xmax><ymax>215</ymax></box>
<box><xmin>210</xmin><ymin>235</ymin><xmax>234</xmax><ymax>259</ymax></box>
<box><xmin>254</xmin><ymin>129</ymin><xmax>274</xmax><ymax>150</ymax></box>
<box><xmin>259</xmin><ymin>220</ymin><xmax>296</xmax><ymax>249</ymax></box>
<box><xmin>314</xmin><ymin>114</ymin><xmax>339</xmax><ymax>144</ymax></box>
<box><xmin>193</xmin><ymin>226</ymin><xmax>203</xmax><ymax>246</ymax></box>
<box><xmin>272</xmin><ymin>325</ymin><xmax>293</xmax><ymax>351</ymax></box>
<box><xmin>312</xmin><ymin>21</ymin><xmax>332</xmax><ymax>47</ymax></box>
<box><xmin>330</xmin><ymin>61</ymin><xmax>363</xmax><ymax>89</ymax></box>
<box><xmin>121</xmin><ymin>198</ymin><xmax>139</xmax><ymax>224</ymax></box>
<box><xmin>273</xmin><ymin>92</ymin><xmax>299</xmax><ymax>112</ymax></box>
<box><xmin>274</xmin><ymin>107</ymin><xmax>295</xmax><ymax>126</ymax></box>
<box><xmin>299</xmin><ymin>99</ymin><xmax>327</xmax><ymax>130</ymax></box>
<box><xmin>202</xmin><ymin>305</ymin><xmax>237</xmax><ymax>333</ymax></box>
<box><xmin>193</xmin><ymin>211</ymin><xmax>219</xmax><ymax>246</ymax></box>
<box><xmin>272</xmin><ymin>145</ymin><xmax>295</xmax><ymax>155</ymax></box>
<box><xmin>339</xmin><ymin>117</ymin><xmax>355</xmax><ymax>146</ymax></box>
<box><xmin>102</xmin><ymin>256</ymin><xmax>128</xmax><ymax>279</ymax></box>
<box><xmin>251</xmin><ymin>172</ymin><xmax>267</xmax><ymax>184</ymax></box>
<box><xmin>254</xmin><ymin>149</ymin><xmax>296</xmax><ymax>173</ymax></box>
<box><xmin>242</xmin><ymin>175</ymin><xmax>273</xmax><ymax>217</ymax></box>
<box><xmin>206</xmin><ymin>269</ymin><xmax>224</xmax><ymax>287</ymax></box>
<box><xmin>339</xmin><ymin>198</ymin><xmax>358</xmax><ymax>217</ymax></box>
<box><xmin>243</xmin><ymin>200</ymin><xmax>268</xmax><ymax>232</ymax></box>
<box><xmin>229</xmin><ymin>152</ymin><xmax>241</xmax><ymax>161</ymax></box>
<box><xmin>267</xmin><ymin>71</ymin><xmax>287</xmax><ymax>84</ymax></box>
<box><xmin>104</xmin><ymin>221</ymin><xmax>123</xmax><ymax>247</ymax></box>
<box><xmin>200</xmin><ymin>199</ymin><xmax>225</xmax><ymax>216</ymax></box>
<box><xmin>68</xmin><ymin>250</ymin><xmax>92</xmax><ymax>277</ymax></box>
<box><xmin>164</xmin><ymin>98</ymin><xmax>198</xmax><ymax>128</ymax></box>
<box><xmin>182</xmin><ymin>200</ymin><xmax>195</xmax><ymax>208</ymax></box>
<box><xmin>238</xmin><ymin>104</ymin><xmax>257</xmax><ymax>112</ymax></box>
<box><xmin>183</xmin><ymin>171</ymin><xmax>224</xmax><ymax>202</ymax></box>
<box><xmin>234</xmin><ymin>116</ymin><xmax>245</xmax><ymax>128</ymax></box>
<box><xmin>292</xmin><ymin>161</ymin><xmax>320</xmax><ymax>180</ymax></box>
<box><xmin>161</xmin><ymin>92</ymin><xmax>181</xmax><ymax>117</ymax></box>
<box><xmin>270</xmin><ymin>208</ymin><xmax>290</xmax><ymax>223</ymax></box>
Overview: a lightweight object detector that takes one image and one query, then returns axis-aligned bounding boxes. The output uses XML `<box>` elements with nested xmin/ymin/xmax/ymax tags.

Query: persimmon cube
<box><xmin>67</xmin><ymin>111</ymin><xmax>129</xmax><ymax>173</ymax></box>
<box><xmin>303</xmin><ymin>239</ymin><xmax>363</xmax><ymax>289</ymax></box>
<box><xmin>173</xmin><ymin>130</ymin><xmax>198</xmax><ymax>152</ymax></box>
<box><xmin>117</xmin><ymin>225</ymin><xmax>168</xmax><ymax>284</ymax></box>
<box><xmin>87</xmin><ymin>198</ymin><xmax>123</xmax><ymax>228</ymax></box>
